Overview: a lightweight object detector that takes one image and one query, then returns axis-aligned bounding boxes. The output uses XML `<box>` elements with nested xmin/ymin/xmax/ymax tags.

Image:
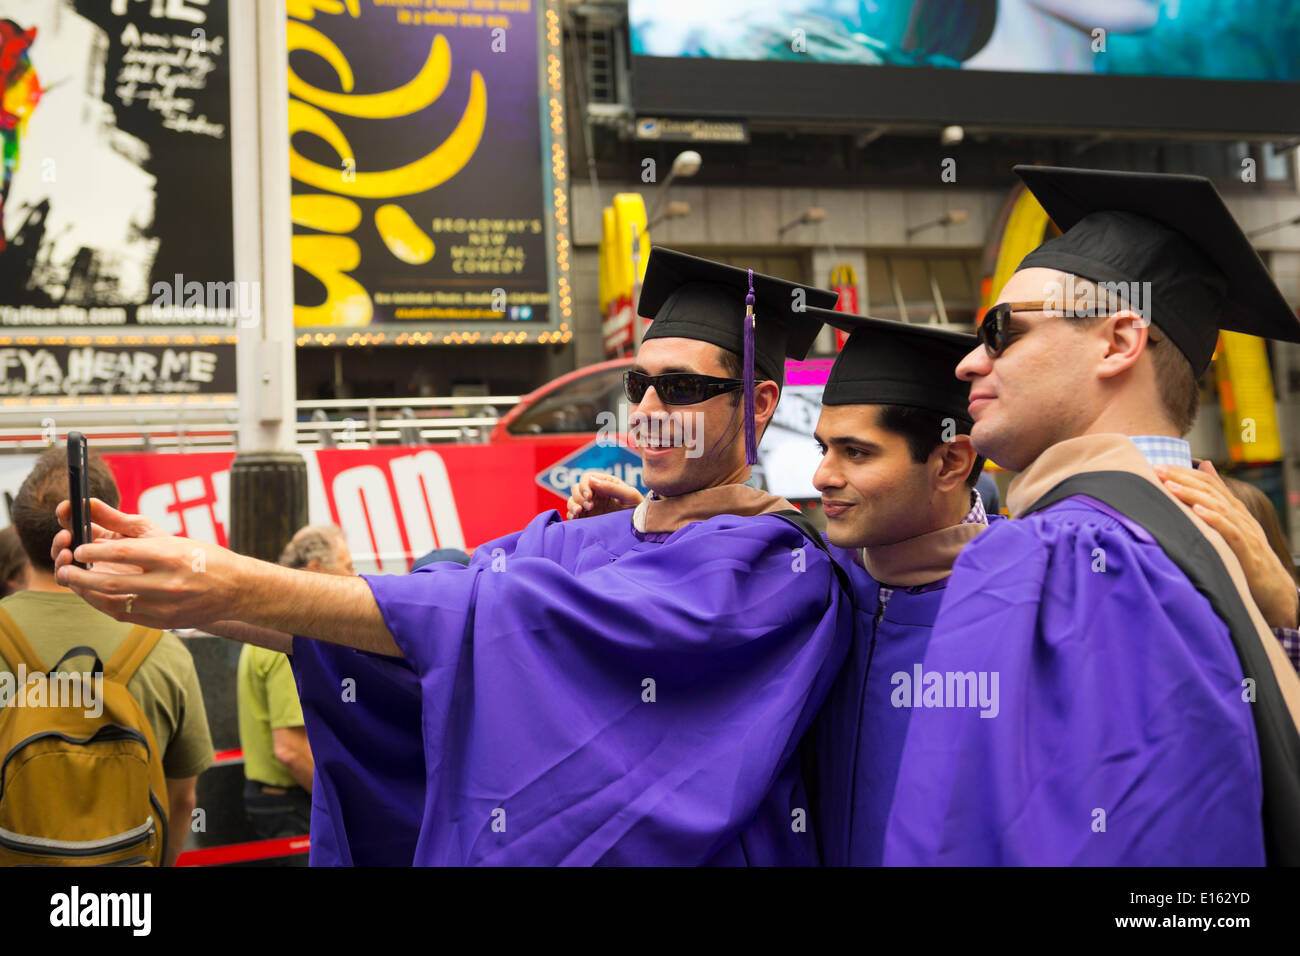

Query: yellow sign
<box><xmin>1216</xmin><ymin>331</ymin><xmax>1282</xmax><ymax>463</ymax></box>
<box><xmin>982</xmin><ymin>186</ymin><xmax>1053</xmax><ymax>314</ymax></box>
<box><xmin>599</xmin><ymin>193</ymin><xmax>650</xmax><ymax>355</ymax></box>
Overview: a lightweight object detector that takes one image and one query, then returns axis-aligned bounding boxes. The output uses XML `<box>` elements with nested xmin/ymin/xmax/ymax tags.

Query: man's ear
<box><xmin>931</xmin><ymin>433</ymin><xmax>977</xmax><ymax>493</ymax></box>
<box><xmin>1096</xmin><ymin>311</ymin><xmax>1149</xmax><ymax>380</ymax></box>
<box><xmin>753</xmin><ymin>380</ymin><xmax>780</xmax><ymax>431</ymax></box>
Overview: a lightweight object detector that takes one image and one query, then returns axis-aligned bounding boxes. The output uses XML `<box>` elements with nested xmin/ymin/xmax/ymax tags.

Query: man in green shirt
<box><xmin>1</xmin><ymin>447</ymin><xmax>213</xmax><ymax>865</ymax></box>
<box><xmin>236</xmin><ymin>524</ymin><xmax>353</xmax><ymax>847</ymax></box>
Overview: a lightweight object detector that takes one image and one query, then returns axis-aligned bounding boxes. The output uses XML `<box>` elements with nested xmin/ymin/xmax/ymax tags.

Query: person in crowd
<box><xmin>1159</xmin><ymin>461</ymin><xmax>1300</xmax><ymax>674</ymax></box>
<box><xmin>236</xmin><ymin>525</ymin><xmax>352</xmax><ymax>854</ymax></box>
<box><xmin>0</xmin><ymin>525</ymin><xmax>28</xmax><ymax>597</ymax></box>
<box><xmin>411</xmin><ymin>547</ymin><xmax>469</xmax><ymax>570</ymax></box>
<box><xmin>0</xmin><ymin>446</ymin><xmax>212</xmax><ymax>866</ymax></box>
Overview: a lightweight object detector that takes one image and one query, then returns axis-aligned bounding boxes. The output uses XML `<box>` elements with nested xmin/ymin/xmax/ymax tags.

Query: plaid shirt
<box><xmin>961</xmin><ymin>487</ymin><xmax>988</xmax><ymax>526</ymax></box>
<box><xmin>1278</xmin><ymin>618</ymin><xmax>1300</xmax><ymax>675</ymax></box>
<box><xmin>1130</xmin><ymin>434</ymin><xmax>1193</xmax><ymax>469</ymax></box>
<box><xmin>1130</xmin><ymin>435</ymin><xmax>1300</xmax><ymax>677</ymax></box>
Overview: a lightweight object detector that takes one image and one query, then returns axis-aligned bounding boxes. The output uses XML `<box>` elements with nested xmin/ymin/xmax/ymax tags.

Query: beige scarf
<box><xmin>631</xmin><ymin>484</ymin><xmax>795</xmax><ymax>534</ymax></box>
<box><xmin>859</xmin><ymin>520</ymin><xmax>985</xmax><ymax>587</ymax></box>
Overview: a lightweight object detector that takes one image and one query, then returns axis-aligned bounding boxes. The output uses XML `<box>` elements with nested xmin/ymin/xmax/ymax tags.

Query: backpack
<box><xmin>0</xmin><ymin>607</ymin><xmax>169</xmax><ymax>866</ymax></box>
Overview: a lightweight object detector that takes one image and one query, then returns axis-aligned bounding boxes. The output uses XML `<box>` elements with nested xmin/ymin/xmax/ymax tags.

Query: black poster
<box><xmin>0</xmin><ymin>0</ymin><xmax>234</xmax><ymax>327</ymax></box>
<box><xmin>0</xmin><ymin>341</ymin><xmax>236</xmax><ymax>397</ymax></box>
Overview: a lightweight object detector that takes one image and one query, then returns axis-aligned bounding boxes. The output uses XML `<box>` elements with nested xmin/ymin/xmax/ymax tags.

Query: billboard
<box><xmin>0</xmin><ymin>337</ymin><xmax>236</xmax><ymax>398</ymax></box>
<box><xmin>629</xmin><ymin>0</ymin><xmax>1300</xmax><ymax>134</ymax></box>
<box><xmin>289</xmin><ymin>0</ymin><xmax>571</xmax><ymax>344</ymax></box>
<box><xmin>0</xmin><ymin>0</ymin><xmax>235</xmax><ymax>329</ymax></box>
<box><xmin>95</xmin><ymin>444</ymin><xmax>586</xmax><ymax>574</ymax></box>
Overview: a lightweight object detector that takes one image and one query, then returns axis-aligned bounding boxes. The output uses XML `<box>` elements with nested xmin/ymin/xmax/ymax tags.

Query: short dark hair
<box><xmin>13</xmin><ymin>445</ymin><xmax>120</xmax><ymax>573</ymax></box>
<box><xmin>716</xmin><ymin>346</ymin><xmax>782</xmax><ymax>406</ymax></box>
<box><xmin>1147</xmin><ymin>330</ymin><xmax>1201</xmax><ymax>435</ymax></box>
<box><xmin>716</xmin><ymin>346</ymin><xmax>781</xmax><ymax>445</ymax></box>
<box><xmin>0</xmin><ymin>526</ymin><xmax>28</xmax><ymax>596</ymax></box>
<box><xmin>1060</xmin><ymin>279</ymin><xmax>1201</xmax><ymax>435</ymax></box>
<box><xmin>876</xmin><ymin>404</ymin><xmax>985</xmax><ymax>488</ymax></box>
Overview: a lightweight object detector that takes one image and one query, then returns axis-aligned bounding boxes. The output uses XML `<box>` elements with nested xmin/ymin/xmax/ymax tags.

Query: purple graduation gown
<box><xmin>882</xmin><ymin>498</ymin><xmax>1267</xmax><ymax>865</ymax></box>
<box><xmin>812</xmin><ymin>542</ymin><xmax>957</xmax><ymax>866</ymax></box>
<box><xmin>295</xmin><ymin>508</ymin><xmax>852</xmax><ymax>865</ymax></box>
<box><xmin>289</xmin><ymin>637</ymin><xmax>425</xmax><ymax>865</ymax></box>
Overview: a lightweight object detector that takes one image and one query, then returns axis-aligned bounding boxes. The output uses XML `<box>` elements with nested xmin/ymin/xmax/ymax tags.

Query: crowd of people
<box><xmin>0</xmin><ymin>449</ymin><xmax>373</xmax><ymax>864</ymax></box>
<box><xmin>4</xmin><ymin>165</ymin><xmax>1300</xmax><ymax>866</ymax></box>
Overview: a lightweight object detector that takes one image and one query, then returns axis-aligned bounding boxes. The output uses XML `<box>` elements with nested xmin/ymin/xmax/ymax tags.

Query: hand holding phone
<box><xmin>67</xmin><ymin>431</ymin><xmax>92</xmax><ymax>570</ymax></box>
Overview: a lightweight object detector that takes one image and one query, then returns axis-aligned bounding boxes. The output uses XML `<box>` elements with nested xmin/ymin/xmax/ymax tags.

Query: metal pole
<box><xmin>227</xmin><ymin>0</ymin><xmax>307</xmax><ymax>562</ymax></box>
<box><xmin>645</xmin><ymin>171</ymin><xmax>676</xmax><ymax>226</ymax></box>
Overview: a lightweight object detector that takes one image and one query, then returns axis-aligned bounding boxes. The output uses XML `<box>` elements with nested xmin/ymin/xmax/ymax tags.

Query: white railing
<box><xmin>0</xmin><ymin>395</ymin><xmax>519</xmax><ymax>453</ymax></box>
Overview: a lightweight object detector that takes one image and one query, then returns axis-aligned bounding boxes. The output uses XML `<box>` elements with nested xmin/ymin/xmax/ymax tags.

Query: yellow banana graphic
<box><xmin>287</xmin><ymin>22</ymin><xmax>451</xmax><ymax>119</ymax></box>
<box><xmin>375</xmin><ymin>204</ymin><xmax>435</xmax><ymax>264</ymax></box>
<box><xmin>292</xmin><ymin>235</ymin><xmax>373</xmax><ymax>327</ymax></box>
<box><xmin>288</xmin><ymin>71</ymin><xmax>486</xmax><ymax>198</ymax></box>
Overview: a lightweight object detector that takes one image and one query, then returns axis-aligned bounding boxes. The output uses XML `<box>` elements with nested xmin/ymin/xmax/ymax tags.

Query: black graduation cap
<box><xmin>806</xmin><ymin>307</ymin><xmax>978</xmax><ymax>424</ymax></box>
<box><xmin>638</xmin><ymin>247</ymin><xmax>837</xmax><ymax>386</ymax></box>
<box><xmin>637</xmin><ymin>246</ymin><xmax>838</xmax><ymax>464</ymax></box>
<box><xmin>1014</xmin><ymin>165</ymin><xmax>1300</xmax><ymax>375</ymax></box>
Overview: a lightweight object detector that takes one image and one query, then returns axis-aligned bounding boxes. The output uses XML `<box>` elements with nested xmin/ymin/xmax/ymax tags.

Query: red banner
<box><xmin>102</xmin><ymin>441</ymin><xmax>592</xmax><ymax>573</ymax></box>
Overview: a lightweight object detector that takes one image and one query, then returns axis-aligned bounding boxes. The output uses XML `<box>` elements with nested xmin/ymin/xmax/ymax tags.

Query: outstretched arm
<box><xmin>203</xmin><ymin>620</ymin><xmax>295</xmax><ymax>655</ymax></box>
<box><xmin>52</xmin><ymin>499</ymin><xmax>401</xmax><ymax>657</ymax></box>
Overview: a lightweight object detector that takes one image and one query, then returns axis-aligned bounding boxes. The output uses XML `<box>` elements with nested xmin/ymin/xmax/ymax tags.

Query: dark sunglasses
<box><xmin>979</xmin><ymin>300</ymin><xmax>1162</xmax><ymax>357</ymax></box>
<box><xmin>623</xmin><ymin>370</ymin><xmax>745</xmax><ymax>406</ymax></box>
<box><xmin>977</xmin><ymin>301</ymin><xmax>1058</xmax><ymax>357</ymax></box>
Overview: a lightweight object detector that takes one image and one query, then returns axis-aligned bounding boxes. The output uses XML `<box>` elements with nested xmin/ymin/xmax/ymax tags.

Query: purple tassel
<box><xmin>743</xmin><ymin>269</ymin><xmax>757</xmax><ymax>467</ymax></box>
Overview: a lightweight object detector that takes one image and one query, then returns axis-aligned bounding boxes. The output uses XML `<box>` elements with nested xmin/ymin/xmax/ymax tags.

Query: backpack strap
<box><xmin>0</xmin><ymin>605</ymin><xmax>46</xmax><ymax>673</ymax></box>
<box><xmin>771</xmin><ymin>509</ymin><xmax>854</xmax><ymax>600</ymax></box>
<box><xmin>771</xmin><ymin>509</ymin><xmax>854</xmax><ymax>831</ymax></box>
<box><xmin>1021</xmin><ymin>469</ymin><xmax>1300</xmax><ymax>867</ymax></box>
<box><xmin>50</xmin><ymin>646</ymin><xmax>105</xmax><ymax>676</ymax></box>
<box><xmin>104</xmin><ymin>626</ymin><xmax>165</xmax><ymax>685</ymax></box>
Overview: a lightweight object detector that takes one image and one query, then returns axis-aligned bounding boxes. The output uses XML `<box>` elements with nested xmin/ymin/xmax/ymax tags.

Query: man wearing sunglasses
<box><xmin>572</xmin><ymin>309</ymin><xmax>1000</xmax><ymax>867</ymax></box>
<box><xmin>53</xmin><ymin>247</ymin><xmax>858</xmax><ymax>866</ymax></box>
<box><xmin>883</xmin><ymin>166</ymin><xmax>1300</xmax><ymax>865</ymax></box>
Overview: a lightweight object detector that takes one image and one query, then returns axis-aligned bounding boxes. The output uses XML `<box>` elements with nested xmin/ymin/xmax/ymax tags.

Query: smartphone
<box><xmin>67</xmin><ymin>431</ymin><xmax>92</xmax><ymax>570</ymax></box>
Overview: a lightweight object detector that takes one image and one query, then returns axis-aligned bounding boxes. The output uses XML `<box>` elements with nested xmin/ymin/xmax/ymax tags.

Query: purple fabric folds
<box><xmin>290</xmin><ymin>637</ymin><xmax>426</xmax><ymax>866</ymax></box>
<box><xmin>882</xmin><ymin>499</ymin><xmax>1267</xmax><ymax>865</ymax></box>
<box><xmin>814</xmin><ymin>544</ymin><xmax>951</xmax><ymax>866</ymax></box>
<box><xmin>298</xmin><ymin>509</ymin><xmax>852</xmax><ymax>866</ymax></box>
